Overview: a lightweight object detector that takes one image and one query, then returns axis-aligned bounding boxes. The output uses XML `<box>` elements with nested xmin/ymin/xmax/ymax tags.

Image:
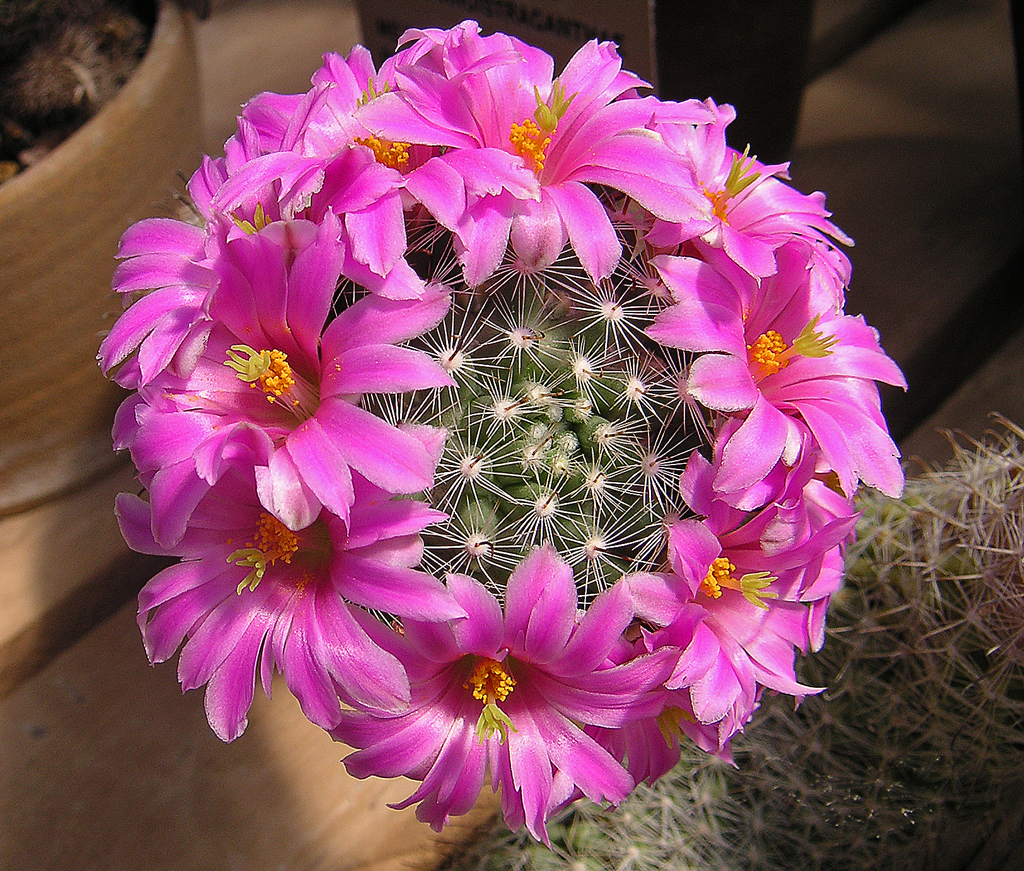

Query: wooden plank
<box><xmin>0</xmin><ymin>600</ymin><xmax>497</xmax><ymax>870</ymax></box>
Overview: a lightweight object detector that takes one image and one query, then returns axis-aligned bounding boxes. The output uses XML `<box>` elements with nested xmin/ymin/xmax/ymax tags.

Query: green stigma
<box><xmin>723</xmin><ymin>145</ymin><xmax>762</xmax><ymax>199</ymax></box>
<box><xmin>790</xmin><ymin>315</ymin><xmax>839</xmax><ymax>359</ymax></box>
<box><xmin>357</xmin><ymin>76</ymin><xmax>392</xmax><ymax>106</ymax></box>
<box><xmin>475</xmin><ymin>702</ymin><xmax>517</xmax><ymax>744</ymax></box>
<box><xmin>231</xmin><ymin>202</ymin><xmax>269</xmax><ymax>235</ymax></box>
<box><xmin>534</xmin><ymin>80</ymin><xmax>576</xmax><ymax>133</ymax></box>
<box><xmin>228</xmin><ymin>548</ymin><xmax>268</xmax><ymax>594</ymax></box>
<box><xmin>738</xmin><ymin>571</ymin><xmax>779</xmax><ymax>610</ymax></box>
<box><xmin>656</xmin><ymin>705</ymin><xmax>700</xmax><ymax>745</ymax></box>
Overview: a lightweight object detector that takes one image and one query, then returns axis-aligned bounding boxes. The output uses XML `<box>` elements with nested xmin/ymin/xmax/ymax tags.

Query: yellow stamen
<box><xmin>700</xmin><ymin>556</ymin><xmax>734</xmax><ymax>600</ymax></box>
<box><xmin>747</xmin><ymin>316</ymin><xmax>838</xmax><ymax>379</ymax></box>
<box><xmin>747</xmin><ymin>330</ymin><xmax>789</xmax><ymax>376</ymax></box>
<box><xmin>510</xmin><ymin>118</ymin><xmax>551</xmax><ymax>174</ymax></box>
<box><xmin>466</xmin><ymin>658</ymin><xmax>517</xmax><ymax>743</ymax></box>
<box><xmin>700</xmin><ymin>557</ymin><xmax>779</xmax><ymax>610</ymax></box>
<box><xmin>225</xmin><ymin>345</ymin><xmax>295</xmax><ymax>401</ymax></box>
<box><xmin>656</xmin><ymin>705</ymin><xmax>698</xmax><ymax>745</ymax></box>
<box><xmin>703</xmin><ymin>145</ymin><xmax>761</xmax><ymax>222</ymax></box>
<box><xmin>467</xmin><ymin>658</ymin><xmax>516</xmax><ymax>703</ymax></box>
<box><xmin>227</xmin><ymin>512</ymin><xmax>299</xmax><ymax>594</ymax></box>
<box><xmin>355</xmin><ymin>134</ymin><xmax>410</xmax><ymax>170</ymax></box>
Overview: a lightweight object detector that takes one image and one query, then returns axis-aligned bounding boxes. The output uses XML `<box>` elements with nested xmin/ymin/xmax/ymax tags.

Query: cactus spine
<box><xmin>439</xmin><ymin>418</ymin><xmax>1024</xmax><ymax>871</ymax></box>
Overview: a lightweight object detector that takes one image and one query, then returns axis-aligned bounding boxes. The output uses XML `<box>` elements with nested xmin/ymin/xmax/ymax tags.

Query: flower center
<box><xmin>703</xmin><ymin>145</ymin><xmax>762</xmax><ymax>223</ymax></box>
<box><xmin>509</xmin><ymin>118</ymin><xmax>551</xmax><ymax>174</ymax></box>
<box><xmin>355</xmin><ymin>134</ymin><xmax>410</xmax><ymax>170</ymax></box>
<box><xmin>225</xmin><ymin>344</ymin><xmax>319</xmax><ymax>418</ymax></box>
<box><xmin>231</xmin><ymin>201</ymin><xmax>270</xmax><ymax>235</ymax></box>
<box><xmin>228</xmin><ymin>512</ymin><xmax>300</xmax><ymax>594</ymax></box>
<box><xmin>747</xmin><ymin>330</ymin><xmax>789</xmax><ymax>376</ymax></box>
<box><xmin>746</xmin><ymin>315</ymin><xmax>838</xmax><ymax>380</ymax></box>
<box><xmin>700</xmin><ymin>556</ymin><xmax>779</xmax><ymax>610</ymax></box>
<box><xmin>656</xmin><ymin>705</ymin><xmax>698</xmax><ymax>744</ymax></box>
<box><xmin>465</xmin><ymin>657</ymin><xmax>517</xmax><ymax>743</ymax></box>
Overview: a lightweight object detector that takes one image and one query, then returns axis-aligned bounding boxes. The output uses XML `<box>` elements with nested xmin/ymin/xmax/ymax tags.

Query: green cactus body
<box><xmin>364</xmin><ymin>220</ymin><xmax>699</xmax><ymax>605</ymax></box>
<box><xmin>440</xmin><ymin>419</ymin><xmax>1024</xmax><ymax>871</ymax></box>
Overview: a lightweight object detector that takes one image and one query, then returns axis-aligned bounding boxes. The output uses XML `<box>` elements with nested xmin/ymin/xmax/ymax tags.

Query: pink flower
<box><xmin>587</xmin><ymin>636</ymin><xmax>733</xmax><ymax>785</ymax></box>
<box><xmin>646</xmin><ymin>242</ymin><xmax>907</xmax><ymax>498</ymax></box>
<box><xmin>332</xmin><ymin>545</ymin><xmax>673</xmax><ymax>842</ymax></box>
<box><xmin>356</xmin><ymin>21</ymin><xmax>712</xmax><ymax>284</ymax></box>
<box><xmin>98</xmin><ymin>217</ymin><xmax>222</xmax><ymax>389</ymax></box>
<box><xmin>116</xmin><ymin>213</ymin><xmax>454</xmax><ymax>544</ymax></box>
<box><xmin>118</xmin><ymin>466</ymin><xmax>464</xmax><ymax>742</ymax></box>
<box><xmin>626</xmin><ymin>447</ymin><xmax>858</xmax><ymax>746</ymax></box>
<box><xmin>186</xmin><ymin>47</ymin><xmax>430</xmax><ymax>298</ymax></box>
<box><xmin>648</xmin><ymin>98</ymin><xmax>852</xmax><ymax>300</ymax></box>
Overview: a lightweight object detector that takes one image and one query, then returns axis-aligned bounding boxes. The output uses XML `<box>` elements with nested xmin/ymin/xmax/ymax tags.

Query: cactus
<box><xmin>362</xmin><ymin>218</ymin><xmax>698</xmax><ymax>607</ymax></box>
<box><xmin>439</xmin><ymin>417</ymin><xmax>1024</xmax><ymax>871</ymax></box>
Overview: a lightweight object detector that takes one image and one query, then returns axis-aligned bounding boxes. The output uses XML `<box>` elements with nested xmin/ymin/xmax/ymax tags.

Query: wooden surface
<box><xmin>0</xmin><ymin>600</ymin><xmax>496</xmax><ymax>871</ymax></box>
<box><xmin>1</xmin><ymin>0</ymin><xmax>1021</xmax><ymax>868</ymax></box>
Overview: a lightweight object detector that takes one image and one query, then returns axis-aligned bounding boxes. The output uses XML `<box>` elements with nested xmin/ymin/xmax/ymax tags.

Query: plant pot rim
<box><xmin>0</xmin><ymin>0</ymin><xmax>190</xmax><ymax>206</ymax></box>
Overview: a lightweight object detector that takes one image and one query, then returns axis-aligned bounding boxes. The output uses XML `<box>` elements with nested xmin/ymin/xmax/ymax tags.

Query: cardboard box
<box><xmin>354</xmin><ymin>0</ymin><xmax>657</xmax><ymax>88</ymax></box>
<box><xmin>352</xmin><ymin>0</ymin><xmax>814</xmax><ymax>162</ymax></box>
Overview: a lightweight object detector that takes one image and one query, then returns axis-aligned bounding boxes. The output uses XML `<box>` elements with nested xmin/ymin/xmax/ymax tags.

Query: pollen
<box><xmin>703</xmin><ymin>188</ymin><xmax>731</xmax><ymax>222</ymax></box>
<box><xmin>700</xmin><ymin>556</ymin><xmax>735</xmax><ymax>600</ymax></box>
<box><xmin>228</xmin><ymin>512</ymin><xmax>299</xmax><ymax>594</ymax></box>
<box><xmin>468</xmin><ymin>658</ymin><xmax>518</xmax><ymax>742</ymax></box>
<box><xmin>466</xmin><ymin>658</ymin><xmax>516</xmax><ymax>704</ymax></box>
<box><xmin>700</xmin><ymin>557</ymin><xmax>779</xmax><ymax>609</ymax></box>
<box><xmin>253</xmin><ymin>512</ymin><xmax>300</xmax><ymax>563</ymax></box>
<box><xmin>509</xmin><ymin>118</ymin><xmax>551</xmax><ymax>174</ymax></box>
<box><xmin>225</xmin><ymin>345</ymin><xmax>295</xmax><ymax>399</ymax></box>
<box><xmin>747</xmin><ymin>330</ymin><xmax>789</xmax><ymax>377</ymax></box>
<box><xmin>747</xmin><ymin>316</ymin><xmax>837</xmax><ymax>379</ymax></box>
<box><xmin>355</xmin><ymin>134</ymin><xmax>411</xmax><ymax>170</ymax></box>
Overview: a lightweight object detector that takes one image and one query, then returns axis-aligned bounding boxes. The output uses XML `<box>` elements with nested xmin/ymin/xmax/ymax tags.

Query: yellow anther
<box><xmin>509</xmin><ymin>118</ymin><xmax>551</xmax><ymax>174</ymax></box>
<box><xmin>466</xmin><ymin>658</ymin><xmax>517</xmax><ymax>743</ymax></box>
<box><xmin>656</xmin><ymin>705</ymin><xmax>698</xmax><ymax>744</ymax></box>
<box><xmin>355</xmin><ymin>134</ymin><xmax>410</xmax><ymax>170</ymax></box>
<box><xmin>747</xmin><ymin>330</ymin><xmax>789</xmax><ymax>377</ymax></box>
<box><xmin>227</xmin><ymin>512</ymin><xmax>299</xmax><ymax>594</ymax></box>
<box><xmin>466</xmin><ymin>658</ymin><xmax>516</xmax><ymax>704</ymax></box>
<box><xmin>225</xmin><ymin>345</ymin><xmax>295</xmax><ymax>399</ymax></box>
<box><xmin>747</xmin><ymin>316</ymin><xmax>837</xmax><ymax>379</ymax></box>
<box><xmin>700</xmin><ymin>556</ymin><xmax>734</xmax><ymax>600</ymax></box>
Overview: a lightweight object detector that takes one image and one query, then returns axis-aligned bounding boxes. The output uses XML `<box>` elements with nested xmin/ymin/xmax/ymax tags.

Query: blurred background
<box><xmin>0</xmin><ymin>0</ymin><xmax>1020</xmax><ymax>868</ymax></box>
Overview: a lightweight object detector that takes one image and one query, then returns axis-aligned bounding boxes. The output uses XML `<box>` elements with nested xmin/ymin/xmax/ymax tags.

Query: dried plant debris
<box><xmin>442</xmin><ymin>417</ymin><xmax>1024</xmax><ymax>871</ymax></box>
<box><xmin>0</xmin><ymin>0</ymin><xmax>147</xmax><ymax>179</ymax></box>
